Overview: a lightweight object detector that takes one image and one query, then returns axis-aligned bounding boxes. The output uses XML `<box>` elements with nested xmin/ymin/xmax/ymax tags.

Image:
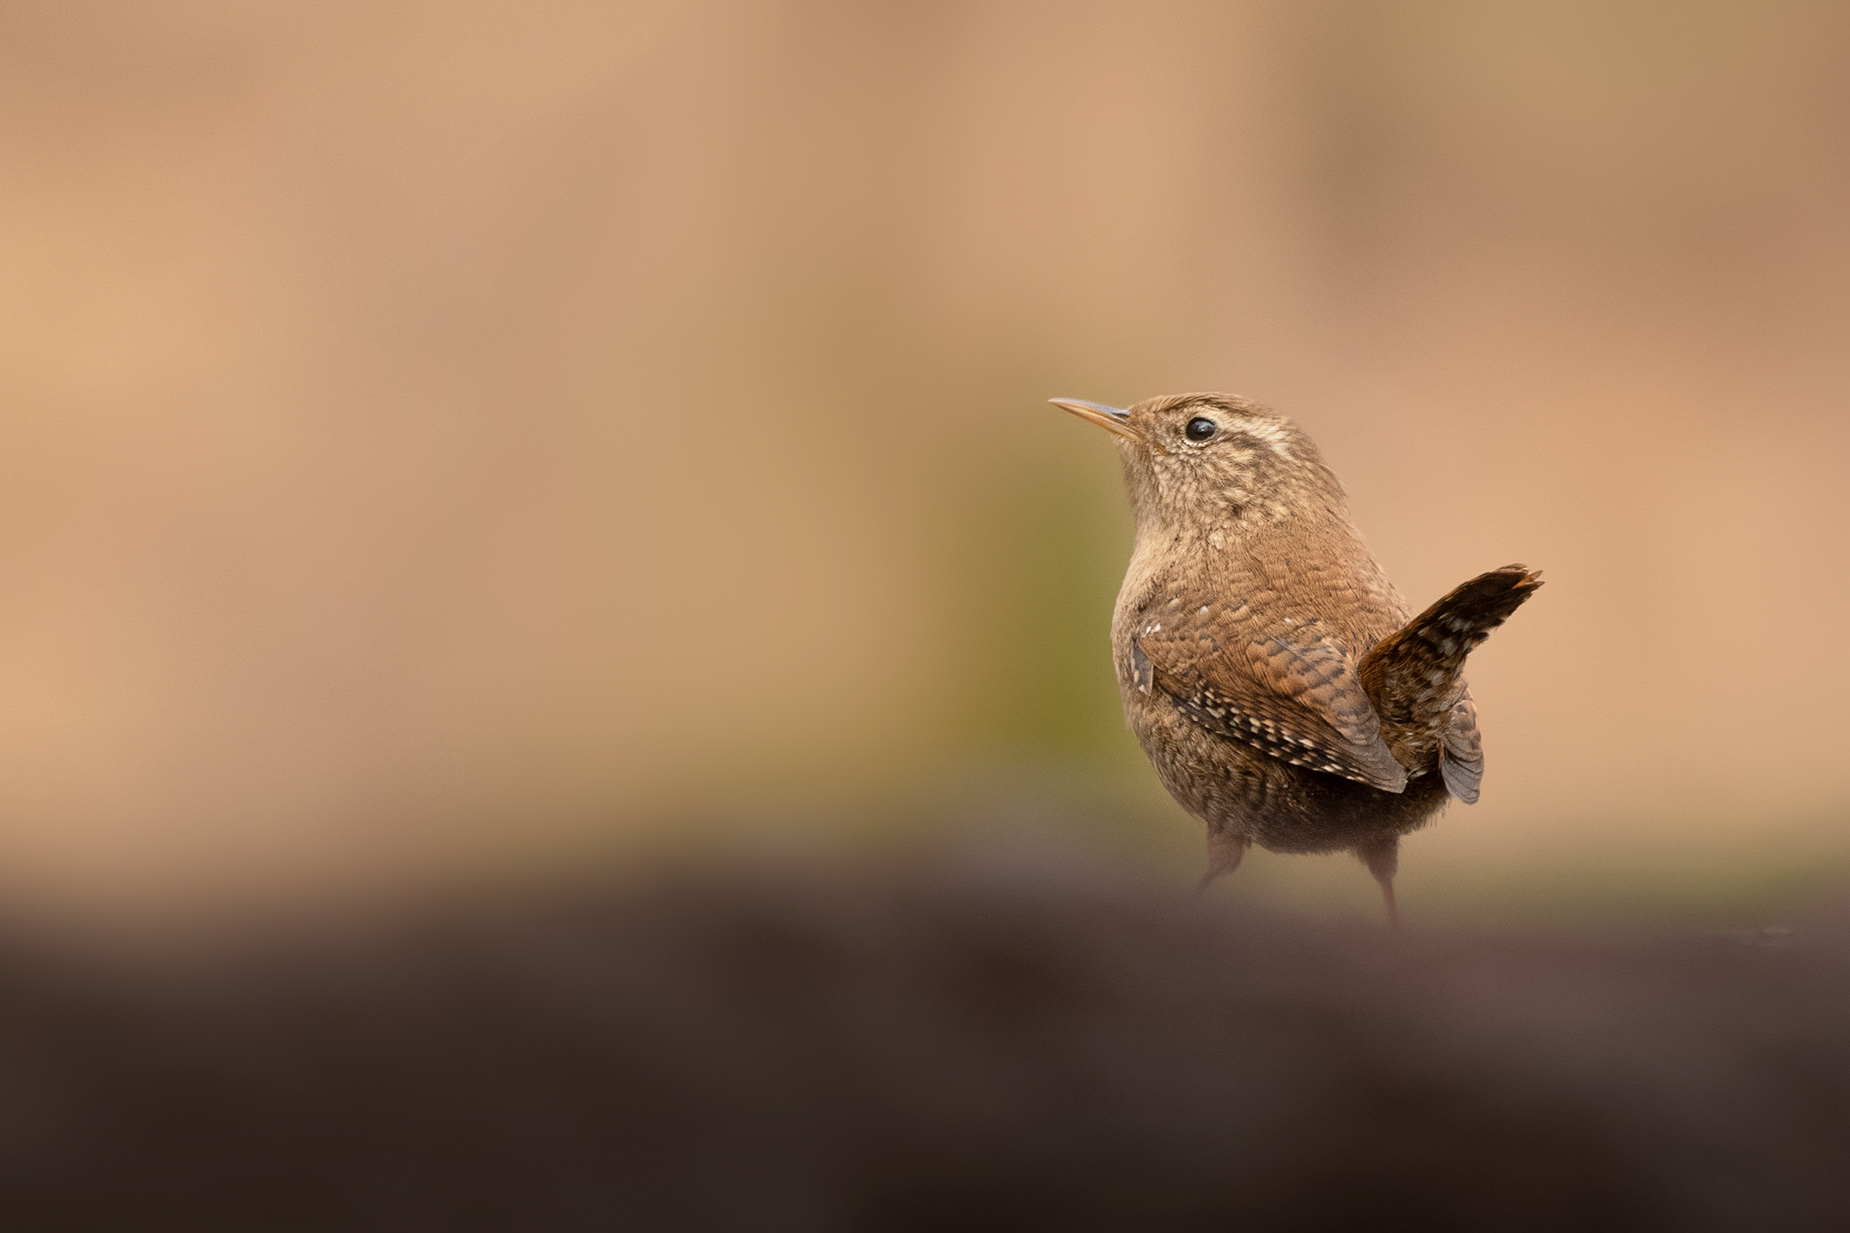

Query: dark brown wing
<box><xmin>1131</xmin><ymin>587</ymin><xmax>1409</xmax><ymax>793</ymax></box>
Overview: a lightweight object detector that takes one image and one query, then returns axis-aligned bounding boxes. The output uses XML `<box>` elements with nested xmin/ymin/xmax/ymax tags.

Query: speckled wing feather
<box><xmin>1131</xmin><ymin>586</ymin><xmax>1409</xmax><ymax>794</ymax></box>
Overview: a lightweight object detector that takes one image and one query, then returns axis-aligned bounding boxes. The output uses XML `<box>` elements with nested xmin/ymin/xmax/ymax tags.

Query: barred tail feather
<box><xmin>1359</xmin><ymin>565</ymin><xmax>1542</xmax><ymax>800</ymax></box>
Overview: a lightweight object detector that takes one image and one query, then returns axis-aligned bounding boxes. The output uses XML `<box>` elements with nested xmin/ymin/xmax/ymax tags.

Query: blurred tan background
<box><xmin>0</xmin><ymin>0</ymin><xmax>1845</xmax><ymax>922</ymax></box>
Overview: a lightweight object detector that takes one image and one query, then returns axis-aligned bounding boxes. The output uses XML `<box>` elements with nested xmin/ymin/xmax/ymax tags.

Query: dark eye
<box><xmin>1184</xmin><ymin>416</ymin><xmax>1218</xmax><ymax>442</ymax></box>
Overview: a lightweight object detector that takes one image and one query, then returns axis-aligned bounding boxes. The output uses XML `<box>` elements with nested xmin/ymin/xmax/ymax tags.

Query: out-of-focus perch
<box><xmin>0</xmin><ymin>843</ymin><xmax>1845</xmax><ymax>1231</ymax></box>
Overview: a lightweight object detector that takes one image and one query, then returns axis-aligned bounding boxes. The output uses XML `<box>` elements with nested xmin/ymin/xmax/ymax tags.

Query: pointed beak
<box><xmin>1050</xmin><ymin>398</ymin><xmax>1162</xmax><ymax>452</ymax></box>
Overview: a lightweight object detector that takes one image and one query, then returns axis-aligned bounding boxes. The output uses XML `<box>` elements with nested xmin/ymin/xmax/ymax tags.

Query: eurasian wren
<box><xmin>1053</xmin><ymin>392</ymin><xmax>1541</xmax><ymax>923</ymax></box>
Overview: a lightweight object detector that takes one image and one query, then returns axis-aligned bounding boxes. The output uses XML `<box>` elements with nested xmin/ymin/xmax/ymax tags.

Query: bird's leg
<box><xmin>1355</xmin><ymin>835</ymin><xmax>1401</xmax><ymax>930</ymax></box>
<box><xmin>1196</xmin><ymin>829</ymin><xmax>1250</xmax><ymax>898</ymax></box>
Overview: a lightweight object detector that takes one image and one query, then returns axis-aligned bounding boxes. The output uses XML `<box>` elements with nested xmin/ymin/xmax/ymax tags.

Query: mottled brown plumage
<box><xmin>1052</xmin><ymin>392</ymin><xmax>1541</xmax><ymax>922</ymax></box>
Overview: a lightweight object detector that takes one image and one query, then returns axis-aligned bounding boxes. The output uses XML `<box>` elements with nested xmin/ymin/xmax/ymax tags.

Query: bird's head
<box><xmin>1051</xmin><ymin>392</ymin><xmax>1345</xmax><ymax>535</ymax></box>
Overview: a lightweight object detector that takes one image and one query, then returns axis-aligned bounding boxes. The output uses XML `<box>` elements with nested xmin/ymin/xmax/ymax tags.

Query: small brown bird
<box><xmin>1053</xmin><ymin>392</ymin><xmax>1540</xmax><ymax>923</ymax></box>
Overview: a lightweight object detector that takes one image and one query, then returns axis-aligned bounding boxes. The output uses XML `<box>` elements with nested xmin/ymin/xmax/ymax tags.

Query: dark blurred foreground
<box><xmin>0</xmin><ymin>840</ymin><xmax>1846</xmax><ymax>1232</ymax></box>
